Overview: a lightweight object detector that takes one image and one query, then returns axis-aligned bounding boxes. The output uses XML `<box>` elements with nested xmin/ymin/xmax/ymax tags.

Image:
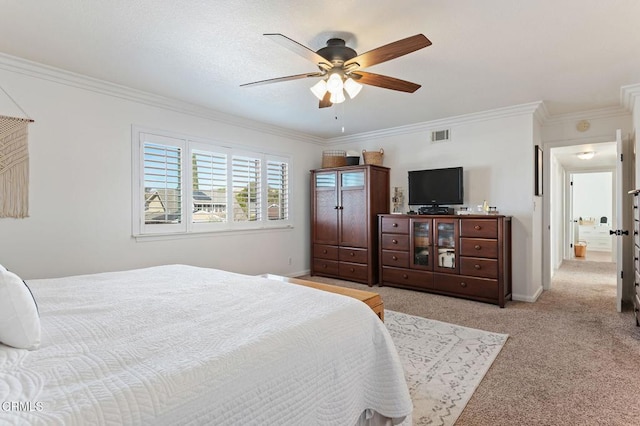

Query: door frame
<box><xmin>542</xmin><ymin>134</ymin><xmax>633</xmax><ymax>299</ymax></box>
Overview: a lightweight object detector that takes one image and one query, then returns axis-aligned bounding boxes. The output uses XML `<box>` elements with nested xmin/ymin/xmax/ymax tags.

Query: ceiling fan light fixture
<box><xmin>310</xmin><ymin>79</ymin><xmax>328</xmax><ymax>100</ymax></box>
<box><xmin>344</xmin><ymin>77</ymin><xmax>362</xmax><ymax>99</ymax></box>
<box><xmin>326</xmin><ymin>73</ymin><xmax>344</xmax><ymax>95</ymax></box>
<box><xmin>577</xmin><ymin>151</ymin><xmax>595</xmax><ymax>160</ymax></box>
<box><xmin>330</xmin><ymin>90</ymin><xmax>346</xmax><ymax>104</ymax></box>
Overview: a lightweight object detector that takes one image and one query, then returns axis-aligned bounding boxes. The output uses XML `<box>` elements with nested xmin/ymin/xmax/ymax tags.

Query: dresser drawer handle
<box><xmin>350</xmin><ymin>252</ymin><xmax>355</xmax><ymax>256</ymax></box>
<box><xmin>322</xmin><ymin>264</ymin><xmax>328</xmax><ymax>268</ymax></box>
<box><xmin>474</xmin><ymin>245</ymin><xmax>482</xmax><ymax>250</ymax></box>
<box><xmin>392</xmin><ymin>255</ymin><xmax>398</xmax><ymax>260</ymax></box>
<box><xmin>460</xmin><ymin>282</ymin><xmax>467</xmax><ymax>288</ymax></box>
<box><xmin>474</xmin><ymin>225</ymin><xmax>481</xmax><ymax>230</ymax></box>
<box><xmin>350</xmin><ymin>267</ymin><xmax>355</xmax><ymax>272</ymax></box>
<box><xmin>392</xmin><ymin>239</ymin><xmax>398</xmax><ymax>244</ymax></box>
<box><xmin>322</xmin><ymin>249</ymin><xmax>328</xmax><ymax>254</ymax></box>
<box><xmin>403</xmin><ymin>274</ymin><xmax>408</xmax><ymax>279</ymax></box>
<box><xmin>474</xmin><ymin>264</ymin><xmax>481</xmax><ymax>270</ymax></box>
<box><xmin>392</xmin><ymin>223</ymin><xmax>398</xmax><ymax>227</ymax></box>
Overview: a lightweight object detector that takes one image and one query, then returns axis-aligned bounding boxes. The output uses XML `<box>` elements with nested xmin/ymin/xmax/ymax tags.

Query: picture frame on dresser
<box><xmin>535</xmin><ymin>145</ymin><xmax>543</xmax><ymax>196</ymax></box>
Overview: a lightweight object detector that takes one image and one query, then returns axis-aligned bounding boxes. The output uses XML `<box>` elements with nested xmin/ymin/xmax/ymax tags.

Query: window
<box><xmin>133</xmin><ymin>128</ymin><xmax>291</xmax><ymax>236</ymax></box>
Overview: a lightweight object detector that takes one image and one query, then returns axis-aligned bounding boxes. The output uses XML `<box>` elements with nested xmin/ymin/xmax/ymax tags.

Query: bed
<box><xmin>0</xmin><ymin>264</ymin><xmax>412</xmax><ymax>425</ymax></box>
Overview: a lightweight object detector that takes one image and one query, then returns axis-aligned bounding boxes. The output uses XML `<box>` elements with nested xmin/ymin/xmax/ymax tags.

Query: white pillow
<box><xmin>0</xmin><ymin>269</ymin><xmax>41</xmax><ymax>350</ymax></box>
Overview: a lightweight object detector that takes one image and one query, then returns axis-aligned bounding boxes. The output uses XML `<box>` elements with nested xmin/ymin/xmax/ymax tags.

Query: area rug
<box><xmin>385</xmin><ymin>310</ymin><xmax>508</xmax><ymax>426</ymax></box>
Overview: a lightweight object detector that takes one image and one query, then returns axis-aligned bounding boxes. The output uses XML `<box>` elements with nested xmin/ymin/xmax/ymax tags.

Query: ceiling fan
<box><xmin>240</xmin><ymin>33</ymin><xmax>432</xmax><ymax>108</ymax></box>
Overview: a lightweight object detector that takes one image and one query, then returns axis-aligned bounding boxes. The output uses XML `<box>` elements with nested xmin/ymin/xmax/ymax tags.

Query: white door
<box><xmin>615</xmin><ymin>129</ymin><xmax>624</xmax><ymax>312</ymax></box>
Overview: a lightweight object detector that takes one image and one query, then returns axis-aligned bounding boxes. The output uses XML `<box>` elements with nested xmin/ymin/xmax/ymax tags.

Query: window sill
<box><xmin>133</xmin><ymin>224</ymin><xmax>294</xmax><ymax>242</ymax></box>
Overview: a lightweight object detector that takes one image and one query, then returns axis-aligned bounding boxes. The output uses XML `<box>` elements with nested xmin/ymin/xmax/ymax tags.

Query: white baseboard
<box><xmin>512</xmin><ymin>285</ymin><xmax>544</xmax><ymax>303</ymax></box>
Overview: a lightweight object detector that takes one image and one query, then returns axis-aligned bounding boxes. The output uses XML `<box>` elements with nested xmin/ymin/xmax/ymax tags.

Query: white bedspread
<box><xmin>0</xmin><ymin>265</ymin><xmax>411</xmax><ymax>425</ymax></box>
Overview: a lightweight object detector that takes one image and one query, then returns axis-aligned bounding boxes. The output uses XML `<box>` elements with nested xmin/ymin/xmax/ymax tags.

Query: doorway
<box><xmin>548</xmin><ymin>141</ymin><xmax>618</xmax><ymax>289</ymax></box>
<box><xmin>570</xmin><ymin>171</ymin><xmax>614</xmax><ymax>263</ymax></box>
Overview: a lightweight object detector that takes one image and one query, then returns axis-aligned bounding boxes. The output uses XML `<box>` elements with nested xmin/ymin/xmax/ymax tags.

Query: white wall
<box><xmin>327</xmin><ymin>106</ymin><xmax>540</xmax><ymax>301</ymax></box>
<box><xmin>572</xmin><ymin>172</ymin><xmax>613</xmax><ymax>223</ymax></box>
<box><xmin>0</xmin><ymin>62</ymin><xmax>322</xmax><ymax>279</ymax></box>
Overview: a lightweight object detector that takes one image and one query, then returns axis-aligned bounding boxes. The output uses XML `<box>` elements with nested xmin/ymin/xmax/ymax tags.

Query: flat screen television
<box><xmin>408</xmin><ymin>167</ymin><xmax>464</xmax><ymax>207</ymax></box>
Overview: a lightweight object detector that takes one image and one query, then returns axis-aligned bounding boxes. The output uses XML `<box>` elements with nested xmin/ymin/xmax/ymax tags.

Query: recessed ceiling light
<box><xmin>577</xmin><ymin>151</ymin><xmax>595</xmax><ymax>160</ymax></box>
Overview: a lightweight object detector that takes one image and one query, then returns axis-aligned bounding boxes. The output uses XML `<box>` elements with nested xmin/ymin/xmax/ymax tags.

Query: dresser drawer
<box><xmin>381</xmin><ymin>250</ymin><xmax>410</xmax><ymax>268</ymax></box>
<box><xmin>585</xmin><ymin>237</ymin><xmax>611</xmax><ymax>251</ymax></box>
<box><xmin>381</xmin><ymin>233</ymin><xmax>410</xmax><ymax>251</ymax></box>
<box><xmin>381</xmin><ymin>216</ymin><xmax>409</xmax><ymax>234</ymax></box>
<box><xmin>460</xmin><ymin>219</ymin><xmax>498</xmax><ymax>238</ymax></box>
<box><xmin>314</xmin><ymin>244</ymin><xmax>339</xmax><ymax>260</ymax></box>
<box><xmin>382</xmin><ymin>267</ymin><xmax>433</xmax><ymax>290</ymax></box>
<box><xmin>459</xmin><ymin>257</ymin><xmax>498</xmax><ymax>279</ymax></box>
<box><xmin>339</xmin><ymin>247</ymin><xmax>368</xmax><ymax>263</ymax></box>
<box><xmin>460</xmin><ymin>238</ymin><xmax>498</xmax><ymax>258</ymax></box>
<box><xmin>339</xmin><ymin>262</ymin><xmax>369</xmax><ymax>282</ymax></box>
<box><xmin>433</xmin><ymin>273</ymin><xmax>498</xmax><ymax>300</ymax></box>
<box><xmin>313</xmin><ymin>258</ymin><xmax>339</xmax><ymax>276</ymax></box>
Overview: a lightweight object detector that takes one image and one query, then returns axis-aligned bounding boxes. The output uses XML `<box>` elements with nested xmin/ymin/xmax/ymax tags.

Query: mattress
<box><xmin>0</xmin><ymin>265</ymin><xmax>411</xmax><ymax>425</ymax></box>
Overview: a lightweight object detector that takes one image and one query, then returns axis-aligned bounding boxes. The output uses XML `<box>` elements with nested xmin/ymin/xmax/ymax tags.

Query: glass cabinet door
<box><xmin>410</xmin><ymin>219</ymin><xmax>433</xmax><ymax>270</ymax></box>
<box><xmin>434</xmin><ymin>218</ymin><xmax>459</xmax><ymax>273</ymax></box>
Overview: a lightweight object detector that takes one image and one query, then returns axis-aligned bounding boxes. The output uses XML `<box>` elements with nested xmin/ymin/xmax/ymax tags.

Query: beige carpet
<box><xmin>299</xmin><ymin>260</ymin><xmax>640</xmax><ymax>425</ymax></box>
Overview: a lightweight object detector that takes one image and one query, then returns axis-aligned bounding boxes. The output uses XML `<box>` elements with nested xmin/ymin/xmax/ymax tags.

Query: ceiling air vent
<box><xmin>431</xmin><ymin>129</ymin><xmax>450</xmax><ymax>143</ymax></box>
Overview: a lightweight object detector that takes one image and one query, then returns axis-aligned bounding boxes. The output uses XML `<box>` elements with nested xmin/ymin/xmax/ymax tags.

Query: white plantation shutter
<box><xmin>191</xmin><ymin>149</ymin><xmax>227</xmax><ymax>223</ymax></box>
<box><xmin>139</xmin><ymin>133</ymin><xmax>186</xmax><ymax>234</ymax></box>
<box><xmin>133</xmin><ymin>127</ymin><xmax>291</xmax><ymax>236</ymax></box>
<box><xmin>266</xmin><ymin>158</ymin><xmax>289</xmax><ymax>221</ymax></box>
<box><xmin>232</xmin><ymin>155</ymin><xmax>261</xmax><ymax>222</ymax></box>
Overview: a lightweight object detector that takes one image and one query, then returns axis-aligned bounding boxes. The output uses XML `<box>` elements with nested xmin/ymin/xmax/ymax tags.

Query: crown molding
<box><xmin>326</xmin><ymin>101</ymin><xmax>545</xmax><ymax>145</ymax></box>
<box><xmin>621</xmin><ymin>83</ymin><xmax>640</xmax><ymax>114</ymax></box>
<box><xmin>542</xmin><ymin>105</ymin><xmax>630</xmax><ymax>127</ymax></box>
<box><xmin>0</xmin><ymin>52</ymin><xmax>325</xmax><ymax>145</ymax></box>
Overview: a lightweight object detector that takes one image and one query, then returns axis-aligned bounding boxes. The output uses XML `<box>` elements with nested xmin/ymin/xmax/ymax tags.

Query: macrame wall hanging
<box><xmin>0</xmin><ymin>85</ymin><xmax>34</xmax><ymax>218</ymax></box>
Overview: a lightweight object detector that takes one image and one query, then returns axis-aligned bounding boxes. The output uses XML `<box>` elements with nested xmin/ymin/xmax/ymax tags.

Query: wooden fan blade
<box><xmin>264</xmin><ymin>33</ymin><xmax>333</xmax><ymax>70</ymax></box>
<box><xmin>240</xmin><ymin>72</ymin><xmax>325</xmax><ymax>87</ymax></box>
<box><xmin>344</xmin><ymin>34</ymin><xmax>431</xmax><ymax>71</ymax></box>
<box><xmin>351</xmin><ymin>71</ymin><xmax>421</xmax><ymax>93</ymax></box>
<box><xmin>319</xmin><ymin>91</ymin><xmax>332</xmax><ymax>108</ymax></box>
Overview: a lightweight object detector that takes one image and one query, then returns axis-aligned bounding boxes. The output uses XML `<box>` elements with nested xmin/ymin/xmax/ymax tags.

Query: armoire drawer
<box><xmin>313</xmin><ymin>258</ymin><xmax>339</xmax><ymax>276</ymax></box>
<box><xmin>339</xmin><ymin>247</ymin><xmax>368</xmax><ymax>264</ymax></box>
<box><xmin>339</xmin><ymin>262</ymin><xmax>369</xmax><ymax>282</ymax></box>
<box><xmin>314</xmin><ymin>244</ymin><xmax>339</xmax><ymax>260</ymax></box>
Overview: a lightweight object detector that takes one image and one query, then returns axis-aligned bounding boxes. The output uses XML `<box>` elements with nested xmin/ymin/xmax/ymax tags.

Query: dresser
<box><xmin>379</xmin><ymin>214</ymin><xmax>512</xmax><ymax>307</ymax></box>
<box><xmin>632</xmin><ymin>190</ymin><xmax>640</xmax><ymax>326</ymax></box>
<box><xmin>577</xmin><ymin>224</ymin><xmax>612</xmax><ymax>252</ymax></box>
<box><xmin>311</xmin><ymin>165</ymin><xmax>390</xmax><ymax>286</ymax></box>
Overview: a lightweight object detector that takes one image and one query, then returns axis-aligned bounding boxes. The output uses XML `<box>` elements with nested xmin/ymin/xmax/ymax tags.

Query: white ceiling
<box><xmin>2</xmin><ymin>1</ymin><xmax>640</xmax><ymax>139</ymax></box>
<box><xmin>552</xmin><ymin>142</ymin><xmax>617</xmax><ymax>171</ymax></box>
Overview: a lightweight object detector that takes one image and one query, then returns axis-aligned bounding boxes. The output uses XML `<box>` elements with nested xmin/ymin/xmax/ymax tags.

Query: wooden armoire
<box><xmin>310</xmin><ymin>164</ymin><xmax>390</xmax><ymax>286</ymax></box>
